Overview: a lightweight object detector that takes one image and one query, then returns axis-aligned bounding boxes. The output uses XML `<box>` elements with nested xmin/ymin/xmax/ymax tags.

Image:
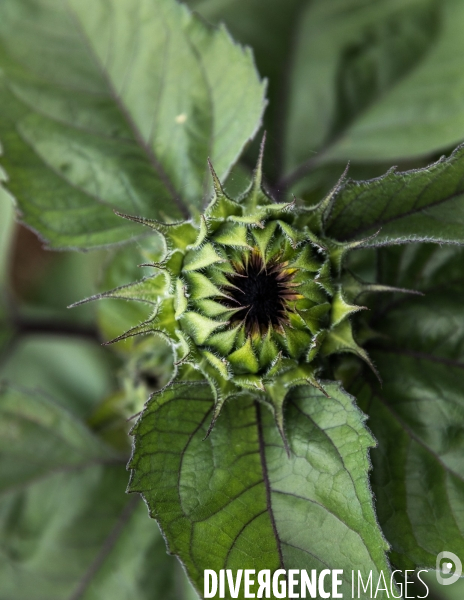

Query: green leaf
<box><xmin>0</xmin><ymin>385</ymin><xmax>194</xmax><ymax>600</ymax></box>
<box><xmin>0</xmin><ymin>337</ymin><xmax>117</xmax><ymax>418</ymax></box>
<box><xmin>322</xmin><ymin>0</ymin><xmax>464</xmax><ymax>163</ymax></box>
<box><xmin>284</xmin><ymin>0</ymin><xmax>437</xmax><ymax>172</ymax></box>
<box><xmin>188</xmin><ymin>0</ymin><xmax>305</xmax><ymax>175</ymax></box>
<box><xmin>325</xmin><ymin>144</ymin><xmax>464</xmax><ymax>245</ymax></box>
<box><xmin>0</xmin><ymin>0</ymin><xmax>266</xmax><ymax>249</ymax></box>
<box><xmin>282</xmin><ymin>0</ymin><xmax>464</xmax><ymax>179</ymax></box>
<box><xmin>129</xmin><ymin>380</ymin><xmax>392</xmax><ymax>599</ymax></box>
<box><xmin>0</xmin><ymin>468</ymin><xmax>193</xmax><ymax>600</ymax></box>
<box><xmin>0</xmin><ymin>385</ymin><xmax>117</xmax><ymax>492</ymax></box>
<box><xmin>376</xmin><ymin>242</ymin><xmax>464</xmax><ymax>293</ymax></box>
<box><xmin>352</xmin><ymin>245</ymin><xmax>464</xmax><ymax>570</ymax></box>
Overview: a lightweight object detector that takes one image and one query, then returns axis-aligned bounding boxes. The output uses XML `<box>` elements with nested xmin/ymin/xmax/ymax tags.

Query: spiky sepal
<box><xmin>75</xmin><ymin>138</ymin><xmax>399</xmax><ymax>445</ymax></box>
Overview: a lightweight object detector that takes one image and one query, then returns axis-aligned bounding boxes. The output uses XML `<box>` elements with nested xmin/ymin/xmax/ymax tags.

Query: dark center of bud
<box><xmin>220</xmin><ymin>251</ymin><xmax>299</xmax><ymax>335</ymax></box>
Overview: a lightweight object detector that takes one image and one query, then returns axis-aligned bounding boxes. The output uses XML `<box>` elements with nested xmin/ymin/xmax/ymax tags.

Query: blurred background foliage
<box><xmin>0</xmin><ymin>187</ymin><xmax>198</xmax><ymax>600</ymax></box>
<box><xmin>1</xmin><ymin>0</ymin><xmax>464</xmax><ymax>598</ymax></box>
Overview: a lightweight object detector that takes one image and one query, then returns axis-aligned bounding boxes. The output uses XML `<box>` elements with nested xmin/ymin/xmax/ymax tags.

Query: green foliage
<box><xmin>284</xmin><ymin>0</ymin><xmax>441</xmax><ymax>169</ymax></box>
<box><xmin>353</xmin><ymin>244</ymin><xmax>464</xmax><ymax>570</ymax></box>
<box><xmin>129</xmin><ymin>381</ymin><xmax>390</xmax><ymax>599</ymax></box>
<box><xmin>192</xmin><ymin>0</ymin><xmax>464</xmax><ymax>193</ymax></box>
<box><xmin>0</xmin><ymin>385</ymin><xmax>195</xmax><ymax>600</ymax></box>
<box><xmin>1</xmin><ymin>0</ymin><xmax>464</xmax><ymax>599</ymax></box>
<box><xmin>95</xmin><ymin>156</ymin><xmax>377</xmax><ymax>453</ymax></box>
<box><xmin>326</xmin><ymin>144</ymin><xmax>464</xmax><ymax>245</ymax></box>
<box><xmin>0</xmin><ymin>337</ymin><xmax>116</xmax><ymax>416</ymax></box>
<box><xmin>319</xmin><ymin>0</ymin><xmax>464</xmax><ymax>163</ymax></box>
<box><xmin>0</xmin><ymin>0</ymin><xmax>265</xmax><ymax>249</ymax></box>
<box><xmin>0</xmin><ymin>385</ymin><xmax>116</xmax><ymax>490</ymax></box>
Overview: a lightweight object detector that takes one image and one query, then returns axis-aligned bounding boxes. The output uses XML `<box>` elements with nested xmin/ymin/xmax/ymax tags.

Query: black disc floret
<box><xmin>220</xmin><ymin>250</ymin><xmax>300</xmax><ymax>335</ymax></box>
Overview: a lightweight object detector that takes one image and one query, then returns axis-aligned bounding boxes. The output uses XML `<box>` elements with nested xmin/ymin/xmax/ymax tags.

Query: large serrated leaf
<box><xmin>187</xmin><ymin>0</ymin><xmax>306</xmax><ymax>176</ymax></box>
<box><xmin>326</xmin><ymin>144</ymin><xmax>464</xmax><ymax>245</ymax></box>
<box><xmin>129</xmin><ymin>380</ymin><xmax>391</xmax><ymax>599</ymax></box>
<box><xmin>0</xmin><ymin>0</ymin><xmax>266</xmax><ymax>249</ymax></box>
<box><xmin>353</xmin><ymin>244</ymin><xmax>464</xmax><ymax>570</ymax></box>
<box><xmin>0</xmin><ymin>384</ymin><xmax>194</xmax><ymax>600</ymax></box>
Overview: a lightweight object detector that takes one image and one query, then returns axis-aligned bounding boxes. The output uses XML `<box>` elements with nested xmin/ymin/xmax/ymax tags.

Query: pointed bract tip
<box><xmin>113</xmin><ymin>210</ymin><xmax>169</xmax><ymax>232</ymax></box>
<box><xmin>259</xmin><ymin>131</ymin><xmax>267</xmax><ymax>158</ymax></box>
<box><xmin>362</xmin><ymin>352</ymin><xmax>382</xmax><ymax>385</ymax></box>
<box><xmin>207</xmin><ymin>158</ymin><xmax>224</xmax><ymax>195</ymax></box>
<box><xmin>101</xmin><ymin>328</ymin><xmax>145</xmax><ymax>346</ymax></box>
<box><xmin>138</xmin><ymin>262</ymin><xmax>163</xmax><ymax>269</ymax></box>
<box><xmin>341</xmin><ymin>161</ymin><xmax>350</xmax><ymax>180</ymax></box>
<box><xmin>67</xmin><ymin>292</ymin><xmax>104</xmax><ymax>309</ymax></box>
<box><xmin>347</xmin><ymin>228</ymin><xmax>383</xmax><ymax>251</ymax></box>
<box><xmin>253</xmin><ymin>131</ymin><xmax>267</xmax><ymax>188</ymax></box>
<box><xmin>113</xmin><ymin>210</ymin><xmax>141</xmax><ymax>222</ymax></box>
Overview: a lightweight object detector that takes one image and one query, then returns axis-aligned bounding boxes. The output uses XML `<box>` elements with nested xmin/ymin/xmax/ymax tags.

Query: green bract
<box><xmin>81</xmin><ymin>139</ymin><xmax>378</xmax><ymax>449</ymax></box>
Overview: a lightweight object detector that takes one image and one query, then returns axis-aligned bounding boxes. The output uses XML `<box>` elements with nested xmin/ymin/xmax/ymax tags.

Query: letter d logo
<box><xmin>436</xmin><ymin>551</ymin><xmax>462</xmax><ymax>585</ymax></box>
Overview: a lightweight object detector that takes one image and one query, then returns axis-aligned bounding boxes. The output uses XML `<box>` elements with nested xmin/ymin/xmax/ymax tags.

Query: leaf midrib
<box><xmin>255</xmin><ymin>401</ymin><xmax>285</xmax><ymax>570</ymax></box>
<box><xmin>64</xmin><ymin>1</ymin><xmax>190</xmax><ymax>219</ymax></box>
<box><xmin>67</xmin><ymin>495</ymin><xmax>140</xmax><ymax>600</ymax></box>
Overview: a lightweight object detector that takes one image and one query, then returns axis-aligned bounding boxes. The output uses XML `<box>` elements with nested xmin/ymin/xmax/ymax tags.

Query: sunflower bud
<box><xmin>86</xmin><ymin>137</ymin><xmax>377</xmax><ymax>448</ymax></box>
